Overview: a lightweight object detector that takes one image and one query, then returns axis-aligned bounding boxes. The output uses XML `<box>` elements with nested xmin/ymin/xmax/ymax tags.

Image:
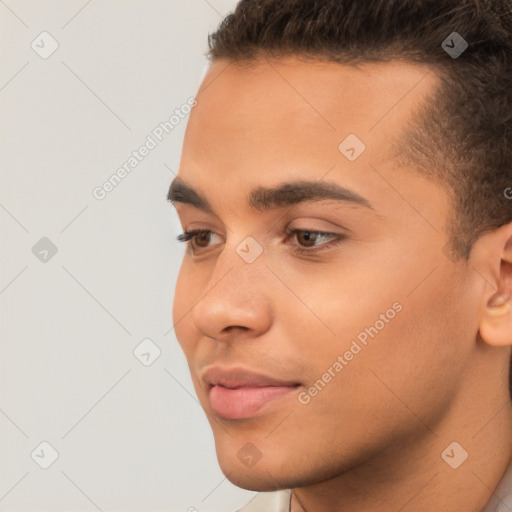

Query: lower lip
<box><xmin>208</xmin><ymin>384</ymin><xmax>298</xmax><ymax>420</ymax></box>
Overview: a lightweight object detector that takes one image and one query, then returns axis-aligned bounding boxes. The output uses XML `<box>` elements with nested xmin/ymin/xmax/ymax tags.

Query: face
<box><xmin>170</xmin><ymin>57</ymin><xmax>484</xmax><ymax>491</ymax></box>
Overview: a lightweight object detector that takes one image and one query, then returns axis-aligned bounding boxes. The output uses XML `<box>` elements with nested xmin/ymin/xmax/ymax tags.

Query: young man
<box><xmin>168</xmin><ymin>1</ymin><xmax>512</xmax><ymax>510</ymax></box>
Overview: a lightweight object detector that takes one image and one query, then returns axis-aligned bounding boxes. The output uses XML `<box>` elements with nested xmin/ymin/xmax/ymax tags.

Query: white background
<box><xmin>0</xmin><ymin>1</ymin><xmax>254</xmax><ymax>511</ymax></box>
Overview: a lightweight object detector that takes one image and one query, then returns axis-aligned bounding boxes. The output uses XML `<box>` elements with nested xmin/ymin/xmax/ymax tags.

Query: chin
<box><xmin>224</xmin><ymin>470</ymin><xmax>284</xmax><ymax>492</ymax></box>
<box><xmin>216</xmin><ymin>446</ymin><xmax>323</xmax><ymax>492</ymax></box>
<box><xmin>215</xmin><ymin>445</ymin><xmax>290</xmax><ymax>491</ymax></box>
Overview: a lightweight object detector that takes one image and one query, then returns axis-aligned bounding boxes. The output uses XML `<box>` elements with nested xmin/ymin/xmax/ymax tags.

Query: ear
<box><xmin>478</xmin><ymin>223</ymin><xmax>512</xmax><ymax>347</ymax></box>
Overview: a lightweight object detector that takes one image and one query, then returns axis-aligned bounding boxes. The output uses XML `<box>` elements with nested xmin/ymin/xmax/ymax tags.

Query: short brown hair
<box><xmin>206</xmin><ymin>0</ymin><xmax>512</xmax><ymax>393</ymax></box>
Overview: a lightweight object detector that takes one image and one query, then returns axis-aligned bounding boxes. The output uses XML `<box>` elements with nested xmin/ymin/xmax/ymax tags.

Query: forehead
<box><xmin>183</xmin><ymin>57</ymin><xmax>436</xmax><ymax>162</ymax></box>
<box><xmin>194</xmin><ymin>57</ymin><xmax>433</xmax><ymax>125</ymax></box>
<box><xmin>178</xmin><ymin>57</ymin><xmax>442</xmax><ymax>217</ymax></box>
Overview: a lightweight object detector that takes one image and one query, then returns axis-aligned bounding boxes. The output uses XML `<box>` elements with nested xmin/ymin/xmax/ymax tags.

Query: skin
<box><xmin>170</xmin><ymin>57</ymin><xmax>512</xmax><ymax>512</ymax></box>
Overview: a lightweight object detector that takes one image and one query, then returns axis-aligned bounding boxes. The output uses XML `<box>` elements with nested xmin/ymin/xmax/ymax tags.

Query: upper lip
<box><xmin>202</xmin><ymin>366</ymin><xmax>300</xmax><ymax>389</ymax></box>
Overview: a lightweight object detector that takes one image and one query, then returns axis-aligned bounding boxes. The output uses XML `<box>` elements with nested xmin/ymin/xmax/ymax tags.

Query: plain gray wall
<box><xmin>0</xmin><ymin>1</ymin><xmax>255</xmax><ymax>510</ymax></box>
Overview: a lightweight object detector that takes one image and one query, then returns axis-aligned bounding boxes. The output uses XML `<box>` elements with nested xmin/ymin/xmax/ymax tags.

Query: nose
<box><xmin>190</xmin><ymin>249</ymin><xmax>273</xmax><ymax>343</ymax></box>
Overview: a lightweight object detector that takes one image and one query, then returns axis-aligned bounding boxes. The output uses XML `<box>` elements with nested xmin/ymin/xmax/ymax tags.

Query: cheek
<box><xmin>332</xmin><ymin>278</ymin><xmax>468</xmax><ymax>416</ymax></box>
<box><xmin>284</xmin><ymin>300</ymin><xmax>458</xmax><ymax>458</ymax></box>
<box><xmin>293</xmin><ymin>259</ymin><xmax>471</xmax><ymax>415</ymax></box>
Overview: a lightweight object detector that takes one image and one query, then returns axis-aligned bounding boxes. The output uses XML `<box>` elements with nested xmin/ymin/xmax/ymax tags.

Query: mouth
<box><xmin>203</xmin><ymin>367</ymin><xmax>301</xmax><ymax>420</ymax></box>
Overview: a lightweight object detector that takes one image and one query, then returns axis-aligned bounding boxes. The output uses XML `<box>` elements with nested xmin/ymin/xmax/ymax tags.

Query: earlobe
<box><xmin>479</xmin><ymin>294</ymin><xmax>512</xmax><ymax>346</ymax></box>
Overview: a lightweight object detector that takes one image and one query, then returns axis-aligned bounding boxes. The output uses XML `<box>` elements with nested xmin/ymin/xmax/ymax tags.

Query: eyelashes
<box><xmin>176</xmin><ymin>228</ymin><xmax>346</xmax><ymax>256</ymax></box>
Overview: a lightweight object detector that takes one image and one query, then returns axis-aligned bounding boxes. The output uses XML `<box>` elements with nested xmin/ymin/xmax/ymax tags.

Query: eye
<box><xmin>286</xmin><ymin>229</ymin><xmax>345</xmax><ymax>255</ymax></box>
<box><xmin>176</xmin><ymin>228</ymin><xmax>346</xmax><ymax>255</ymax></box>
<box><xmin>293</xmin><ymin>230</ymin><xmax>330</xmax><ymax>247</ymax></box>
<box><xmin>176</xmin><ymin>229</ymin><xmax>221</xmax><ymax>253</ymax></box>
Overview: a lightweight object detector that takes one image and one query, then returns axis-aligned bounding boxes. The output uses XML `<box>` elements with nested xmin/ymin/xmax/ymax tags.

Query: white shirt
<box><xmin>237</xmin><ymin>489</ymin><xmax>291</xmax><ymax>512</ymax></box>
<box><xmin>236</xmin><ymin>461</ymin><xmax>512</xmax><ymax>512</ymax></box>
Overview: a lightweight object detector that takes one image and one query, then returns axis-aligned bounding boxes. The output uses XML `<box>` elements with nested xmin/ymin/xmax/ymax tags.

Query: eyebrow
<box><xmin>167</xmin><ymin>177</ymin><xmax>373</xmax><ymax>213</ymax></box>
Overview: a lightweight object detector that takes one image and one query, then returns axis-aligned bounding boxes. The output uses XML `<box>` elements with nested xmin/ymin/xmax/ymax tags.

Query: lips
<box><xmin>204</xmin><ymin>367</ymin><xmax>300</xmax><ymax>388</ymax></box>
<box><xmin>202</xmin><ymin>367</ymin><xmax>301</xmax><ymax>420</ymax></box>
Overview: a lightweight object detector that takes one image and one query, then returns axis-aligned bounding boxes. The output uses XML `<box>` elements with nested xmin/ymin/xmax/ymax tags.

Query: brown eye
<box><xmin>296</xmin><ymin>230</ymin><xmax>320</xmax><ymax>247</ymax></box>
<box><xmin>287</xmin><ymin>228</ymin><xmax>346</xmax><ymax>256</ymax></box>
<box><xmin>193</xmin><ymin>230</ymin><xmax>212</xmax><ymax>248</ymax></box>
<box><xmin>176</xmin><ymin>229</ymin><xmax>219</xmax><ymax>253</ymax></box>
